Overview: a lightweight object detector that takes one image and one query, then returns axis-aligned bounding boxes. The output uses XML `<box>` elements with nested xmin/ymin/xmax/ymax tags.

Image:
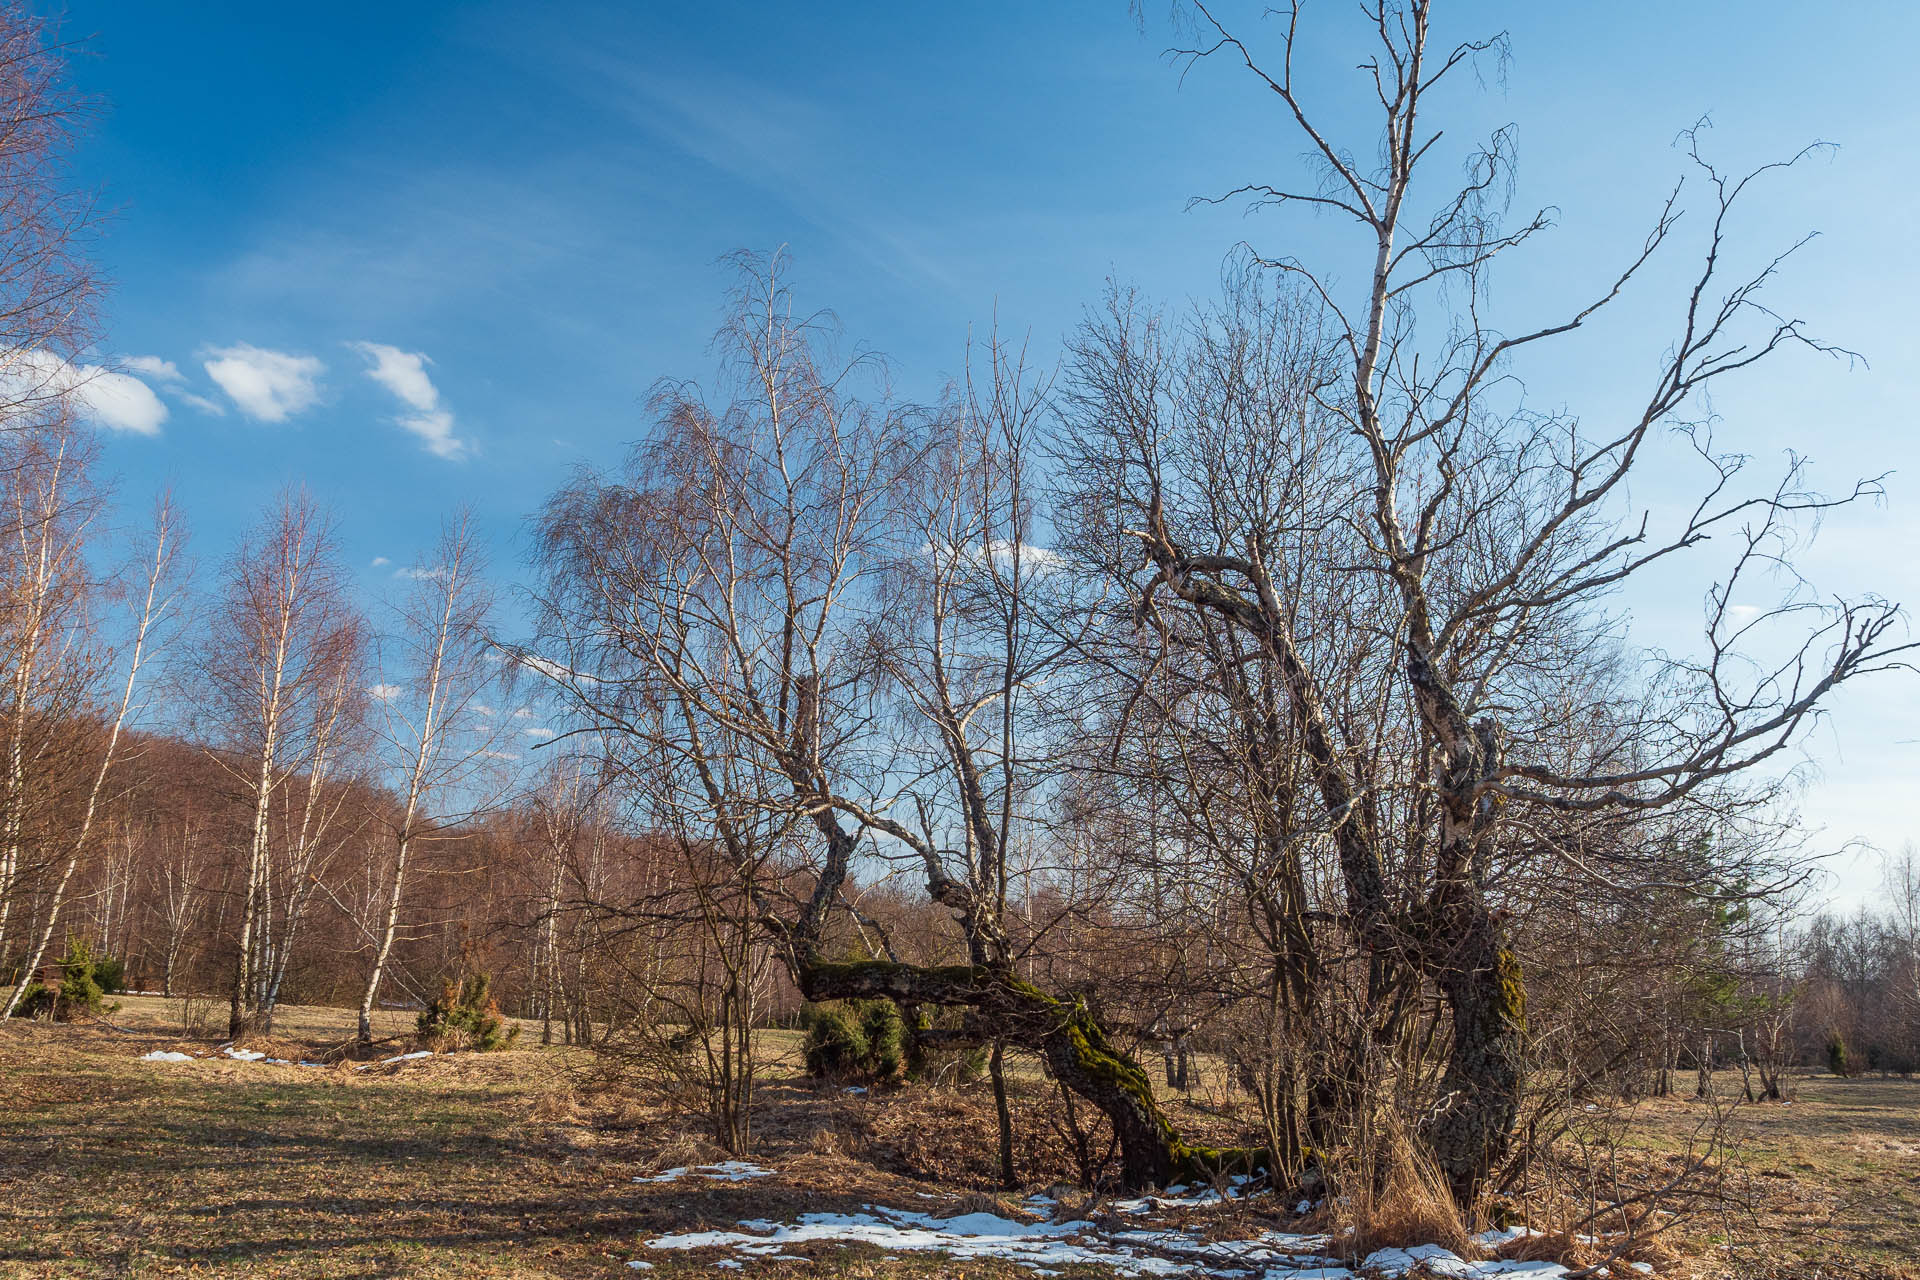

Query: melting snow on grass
<box><xmin>634</xmin><ymin>1161</ymin><xmax>776</xmax><ymax>1184</ymax></box>
<box><xmin>637</xmin><ymin>1183</ymin><xmax>1577</xmax><ymax>1278</ymax></box>
<box><xmin>138</xmin><ymin>1045</ymin><xmax>423</xmax><ymax>1070</ymax></box>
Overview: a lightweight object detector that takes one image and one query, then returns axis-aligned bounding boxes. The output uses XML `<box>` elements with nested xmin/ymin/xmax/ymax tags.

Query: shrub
<box><xmin>801</xmin><ymin>1002</ymin><xmax>870</xmax><ymax>1079</ymax></box>
<box><xmin>859</xmin><ymin>999</ymin><xmax>905</xmax><ymax>1079</ymax></box>
<box><xmin>9</xmin><ymin>936</ymin><xmax>116</xmax><ymax>1021</ymax></box>
<box><xmin>417</xmin><ymin>973</ymin><xmax>519</xmax><ymax>1052</ymax></box>
<box><xmin>1825</xmin><ymin>1031</ymin><xmax>1851</xmax><ymax>1078</ymax></box>
<box><xmin>800</xmin><ymin>999</ymin><xmax>906</xmax><ymax>1083</ymax></box>
<box><xmin>94</xmin><ymin>952</ymin><xmax>126</xmax><ymax>994</ymax></box>
<box><xmin>10</xmin><ymin>982</ymin><xmax>52</xmax><ymax>1019</ymax></box>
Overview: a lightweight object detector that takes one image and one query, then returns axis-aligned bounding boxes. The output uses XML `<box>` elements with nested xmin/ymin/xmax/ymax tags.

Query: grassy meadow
<box><xmin>0</xmin><ymin>995</ymin><xmax>1913</xmax><ymax>1278</ymax></box>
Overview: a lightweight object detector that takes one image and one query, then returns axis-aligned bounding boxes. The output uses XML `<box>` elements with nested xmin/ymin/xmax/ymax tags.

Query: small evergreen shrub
<box><xmin>859</xmin><ymin>999</ymin><xmax>905</xmax><ymax>1079</ymax></box>
<box><xmin>94</xmin><ymin>952</ymin><xmax>126</xmax><ymax>994</ymax></box>
<box><xmin>10</xmin><ymin>982</ymin><xmax>52</xmax><ymax>1019</ymax></box>
<box><xmin>9</xmin><ymin>936</ymin><xmax>116</xmax><ymax>1021</ymax></box>
<box><xmin>417</xmin><ymin>973</ymin><xmax>519</xmax><ymax>1052</ymax></box>
<box><xmin>800</xmin><ymin>1002</ymin><xmax>870</xmax><ymax>1079</ymax></box>
<box><xmin>800</xmin><ymin>999</ymin><xmax>905</xmax><ymax>1083</ymax></box>
<box><xmin>1825</xmin><ymin>1031</ymin><xmax>1851</xmax><ymax>1078</ymax></box>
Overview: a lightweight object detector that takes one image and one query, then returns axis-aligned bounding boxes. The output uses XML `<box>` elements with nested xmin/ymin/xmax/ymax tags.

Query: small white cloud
<box><xmin>523</xmin><ymin>725</ymin><xmax>555</xmax><ymax>740</ymax></box>
<box><xmin>124</xmin><ymin>355</ymin><xmax>184</xmax><ymax>383</ymax></box>
<box><xmin>76</xmin><ymin>370</ymin><xmax>169</xmax><ymax>435</ymax></box>
<box><xmin>511</xmin><ymin>708</ymin><xmax>536</xmax><ymax>719</ymax></box>
<box><xmin>481</xmin><ymin>750</ymin><xmax>521</xmax><ymax>761</ymax></box>
<box><xmin>179</xmin><ymin>392</ymin><xmax>227</xmax><ymax>416</ymax></box>
<box><xmin>6</xmin><ymin>351</ymin><xmax>168</xmax><ymax>435</ymax></box>
<box><xmin>393</xmin><ymin>565</ymin><xmax>450</xmax><ymax>581</ymax></box>
<box><xmin>202</xmin><ymin>343</ymin><xmax>325</xmax><ymax>421</ymax></box>
<box><xmin>368</xmin><ymin>683</ymin><xmax>403</xmax><ymax>702</ymax></box>
<box><xmin>348</xmin><ymin>341</ymin><xmax>468</xmax><ymax>460</ymax></box>
<box><xmin>370</xmin><ymin>556</ymin><xmax>390</xmax><ymax>568</ymax></box>
<box><xmin>473</xmin><ymin>703</ymin><xmax>496</xmax><ymax>717</ymax></box>
<box><xmin>1728</xmin><ymin>604</ymin><xmax>1763</xmax><ymax>623</ymax></box>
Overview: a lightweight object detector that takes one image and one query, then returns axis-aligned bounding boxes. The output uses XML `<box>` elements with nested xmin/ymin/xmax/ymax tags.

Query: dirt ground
<box><xmin>1</xmin><ymin>995</ymin><xmax>1914</xmax><ymax>1278</ymax></box>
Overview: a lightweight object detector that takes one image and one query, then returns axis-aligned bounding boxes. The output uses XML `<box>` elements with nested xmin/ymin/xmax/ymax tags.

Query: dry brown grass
<box><xmin>1321</xmin><ymin>1116</ymin><xmax>1473</xmax><ymax>1259</ymax></box>
<box><xmin>4</xmin><ymin>997</ymin><xmax>1917</xmax><ymax>1277</ymax></box>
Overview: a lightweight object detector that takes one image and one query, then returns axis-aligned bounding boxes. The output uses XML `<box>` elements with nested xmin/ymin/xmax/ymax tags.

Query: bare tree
<box><xmin>0</xmin><ymin>1</ymin><xmax>102</xmax><ymax>432</ymax></box>
<box><xmin>1078</xmin><ymin>0</ymin><xmax>1915</xmax><ymax>1202</ymax></box>
<box><xmin>529</xmin><ymin>253</ymin><xmax>1264</xmax><ymax>1187</ymax></box>
<box><xmin>190</xmin><ymin>489</ymin><xmax>365</xmax><ymax>1038</ymax></box>
<box><xmin>353</xmin><ymin>511</ymin><xmax>501</xmax><ymax>1048</ymax></box>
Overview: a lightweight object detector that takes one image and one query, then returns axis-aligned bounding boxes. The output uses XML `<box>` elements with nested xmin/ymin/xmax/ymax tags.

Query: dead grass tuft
<box><xmin>1329</xmin><ymin>1119</ymin><xmax>1474</xmax><ymax>1259</ymax></box>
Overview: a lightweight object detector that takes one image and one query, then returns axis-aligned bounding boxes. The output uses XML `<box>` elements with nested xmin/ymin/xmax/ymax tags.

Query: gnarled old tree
<box><xmin>1062</xmin><ymin>0</ymin><xmax>1914</xmax><ymax>1203</ymax></box>
<box><xmin>528</xmin><ymin>252</ymin><xmax>1259</xmax><ymax>1189</ymax></box>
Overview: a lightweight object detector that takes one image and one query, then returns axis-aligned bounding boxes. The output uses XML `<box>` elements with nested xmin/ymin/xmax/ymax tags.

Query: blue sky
<box><xmin>62</xmin><ymin>2</ymin><xmax>1919</xmax><ymax>904</ymax></box>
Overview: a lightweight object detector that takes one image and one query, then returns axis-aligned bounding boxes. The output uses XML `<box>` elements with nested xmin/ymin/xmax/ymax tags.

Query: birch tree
<box><xmin>354</xmin><ymin>511</ymin><xmax>500</xmax><ymax>1047</ymax></box>
<box><xmin>191</xmin><ymin>489</ymin><xmax>364</xmax><ymax>1038</ymax></box>
<box><xmin>1</xmin><ymin>482</ymin><xmax>183</xmax><ymax>1016</ymax></box>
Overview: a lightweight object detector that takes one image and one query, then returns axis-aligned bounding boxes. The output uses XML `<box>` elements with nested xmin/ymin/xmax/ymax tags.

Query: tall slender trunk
<box><xmin>231</xmin><ymin>742</ymin><xmax>275</xmax><ymax>1037</ymax></box>
<box><xmin>990</xmin><ymin>1040</ymin><xmax>1016</xmax><ymax>1189</ymax></box>
<box><xmin>357</xmin><ymin>834</ymin><xmax>410</xmax><ymax>1045</ymax></box>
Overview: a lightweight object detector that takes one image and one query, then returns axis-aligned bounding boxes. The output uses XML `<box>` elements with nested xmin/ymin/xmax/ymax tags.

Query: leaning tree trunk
<box><xmin>796</xmin><ymin>958</ymin><xmax>1264</xmax><ymax>1190</ymax></box>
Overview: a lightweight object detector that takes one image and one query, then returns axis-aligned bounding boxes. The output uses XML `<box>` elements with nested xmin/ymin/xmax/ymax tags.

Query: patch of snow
<box><xmin>634</xmin><ymin>1160</ymin><xmax>776</xmax><ymax>1184</ymax></box>
<box><xmin>223</xmin><ymin>1047</ymin><xmax>267</xmax><ymax>1062</ymax></box>
<box><xmin>645</xmin><ymin>1205</ymin><xmax>1346</xmax><ymax>1278</ymax></box>
<box><xmin>139</xmin><ymin>1050</ymin><xmax>194</xmax><ymax>1062</ymax></box>
<box><xmin>638</xmin><ymin>1196</ymin><xmax>1583</xmax><ymax>1279</ymax></box>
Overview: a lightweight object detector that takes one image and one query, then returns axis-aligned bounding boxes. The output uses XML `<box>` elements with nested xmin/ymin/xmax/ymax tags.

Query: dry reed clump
<box><xmin>949</xmin><ymin>1190</ymin><xmax>1042</xmax><ymax>1222</ymax></box>
<box><xmin>1494</xmin><ymin>1225</ymin><xmax>1683</xmax><ymax>1277</ymax></box>
<box><xmin>642</xmin><ymin>1131</ymin><xmax>731</xmax><ymax>1174</ymax></box>
<box><xmin>524</xmin><ymin>1075</ymin><xmax>584</xmax><ymax>1124</ymax></box>
<box><xmin>1322</xmin><ymin>1117</ymin><xmax>1475</xmax><ymax>1261</ymax></box>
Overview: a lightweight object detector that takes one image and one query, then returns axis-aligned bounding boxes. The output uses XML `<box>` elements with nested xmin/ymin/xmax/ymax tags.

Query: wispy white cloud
<box><xmin>124</xmin><ymin>355</ymin><xmax>184</xmax><ymax>384</ymax></box>
<box><xmin>370</xmin><ymin>556</ymin><xmax>390</xmax><ymax>568</ymax></box>
<box><xmin>392</xmin><ymin>565</ymin><xmax>450</xmax><ymax>581</ymax></box>
<box><xmin>368</xmin><ymin>683</ymin><xmax>403</xmax><ymax>702</ymax></box>
<box><xmin>348</xmin><ymin>341</ymin><xmax>468</xmax><ymax>460</ymax></box>
<box><xmin>6</xmin><ymin>351</ymin><xmax>169</xmax><ymax>436</ymax></box>
<box><xmin>202</xmin><ymin>343</ymin><xmax>325</xmax><ymax>421</ymax></box>
<box><xmin>583</xmin><ymin>62</ymin><xmax>964</xmax><ymax>292</ymax></box>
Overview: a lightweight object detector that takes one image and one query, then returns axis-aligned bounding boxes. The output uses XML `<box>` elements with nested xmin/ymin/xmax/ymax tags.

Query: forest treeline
<box><xmin>2</xmin><ymin>0</ymin><xmax>1915</xmax><ymax>1212</ymax></box>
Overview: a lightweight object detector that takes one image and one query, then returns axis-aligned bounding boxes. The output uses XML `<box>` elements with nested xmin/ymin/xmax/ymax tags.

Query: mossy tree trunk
<box><xmin>796</xmin><ymin>958</ymin><xmax>1263</xmax><ymax>1190</ymax></box>
<box><xmin>1422</xmin><ymin>915</ymin><xmax>1526</xmax><ymax>1205</ymax></box>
